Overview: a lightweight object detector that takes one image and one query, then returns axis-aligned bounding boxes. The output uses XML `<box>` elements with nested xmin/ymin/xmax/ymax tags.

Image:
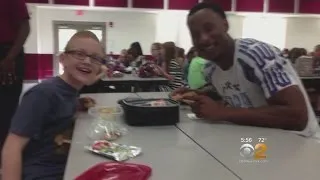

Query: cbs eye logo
<box><xmin>240</xmin><ymin>143</ymin><xmax>267</xmax><ymax>160</ymax></box>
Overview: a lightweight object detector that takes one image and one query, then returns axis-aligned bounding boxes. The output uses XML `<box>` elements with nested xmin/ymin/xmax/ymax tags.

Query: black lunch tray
<box><xmin>119</xmin><ymin>98</ymin><xmax>180</xmax><ymax>126</ymax></box>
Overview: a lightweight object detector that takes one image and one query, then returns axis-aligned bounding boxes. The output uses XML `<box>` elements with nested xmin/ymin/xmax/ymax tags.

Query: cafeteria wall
<box><xmin>23</xmin><ymin>4</ymin><xmax>320</xmax><ymax>80</ymax></box>
<box><xmin>33</xmin><ymin>7</ymin><xmax>244</xmax><ymax>55</ymax></box>
<box><xmin>285</xmin><ymin>17</ymin><xmax>320</xmax><ymax>51</ymax></box>
<box><xmin>36</xmin><ymin>8</ymin><xmax>158</xmax><ymax>54</ymax></box>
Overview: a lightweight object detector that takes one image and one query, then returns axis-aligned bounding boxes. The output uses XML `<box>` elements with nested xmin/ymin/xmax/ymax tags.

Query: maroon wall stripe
<box><xmin>54</xmin><ymin>0</ymin><xmax>89</xmax><ymax>6</ymax></box>
<box><xmin>95</xmin><ymin>0</ymin><xmax>127</xmax><ymax>7</ymax></box>
<box><xmin>26</xmin><ymin>0</ymin><xmax>48</xmax><ymax>3</ymax></box>
<box><xmin>236</xmin><ymin>0</ymin><xmax>264</xmax><ymax>12</ymax></box>
<box><xmin>169</xmin><ymin>0</ymin><xmax>198</xmax><ymax>10</ymax></box>
<box><xmin>24</xmin><ymin>54</ymin><xmax>53</xmax><ymax>80</ymax></box>
<box><xmin>299</xmin><ymin>0</ymin><xmax>320</xmax><ymax>14</ymax></box>
<box><xmin>133</xmin><ymin>0</ymin><xmax>163</xmax><ymax>9</ymax></box>
<box><xmin>209</xmin><ymin>0</ymin><xmax>232</xmax><ymax>11</ymax></box>
<box><xmin>269</xmin><ymin>0</ymin><xmax>294</xmax><ymax>13</ymax></box>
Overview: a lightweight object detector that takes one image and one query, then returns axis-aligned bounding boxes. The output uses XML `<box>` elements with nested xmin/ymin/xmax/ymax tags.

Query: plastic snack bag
<box><xmin>87</xmin><ymin>118</ymin><xmax>128</xmax><ymax>141</ymax></box>
<box><xmin>88</xmin><ymin>106</ymin><xmax>123</xmax><ymax>120</ymax></box>
<box><xmin>85</xmin><ymin>140</ymin><xmax>142</xmax><ymax>161</ymax></box>
<box><xmin>75</xmin><ymin>162</ymin><xmax>152</xmax><ymax>180</ymax></box>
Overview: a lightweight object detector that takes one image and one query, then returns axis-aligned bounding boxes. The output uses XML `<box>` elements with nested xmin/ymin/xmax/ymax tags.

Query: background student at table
<box><xmin>127</xmin><ymin>41</ymin><xmax>145</xmax><ymax>68</ymax></box>
<box><xmin>151</xmin><ymin>42</ymin><xmax>162</xmax><ymax>66</ymax></box>
<box><xmin>157</xmin><ymin>42</ymin><xmax>185</xmax><ymax>92</ymax></box>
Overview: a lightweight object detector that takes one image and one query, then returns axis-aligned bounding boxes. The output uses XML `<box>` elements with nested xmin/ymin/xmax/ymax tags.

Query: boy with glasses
<box><xmin>1</xmin><ymin>31</ymin><xmax>107</xmax><ymax>180</ymax></box>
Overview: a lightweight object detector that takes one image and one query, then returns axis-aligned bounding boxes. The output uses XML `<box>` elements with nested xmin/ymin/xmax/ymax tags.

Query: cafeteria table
<box><xmin>64</xmin><ymin>93</ymin><xmax>239</xmax><ymax>180</ymax></box>
<box><xmin>137</xmin><ymin>92</ymin><xmax>320</xmax><ymax>180</ymax></box>
<box><xmin>101</xmin><ymin>74</ymin><xmax>169</xmax><ymax>92</ymax></box>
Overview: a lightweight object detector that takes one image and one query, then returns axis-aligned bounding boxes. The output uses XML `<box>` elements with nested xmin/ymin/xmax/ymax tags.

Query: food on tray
<box><xmin>98</xmin><ymin>107</ymin><xmax>118</xmax><ymax>114</ymax></box>
<box><xmin>150</xmin><ymin>99</ymin><xmax>167</xmax><ymax>107</ymax></box>
<box><xmin>86</xmin><ymin>140</ymin><xmax>142</xmax><ymax>161</ymax></box>
<box><xmin>104</xmin><ymin>132</ymin><xmax>121</xmax><ymax>141</ymax></box>
<box><xmin>171</xmin><ymin>91</ymin><xmax>197</xmax><ymax>104</ymax></box>
<box><xmin>112</xmin><ymin>71</ymin><xmax>124</xmax><ymax>78</ymax></box>
<box><xmin>92</xmin><ymin>140</ymin><xmax>111</xmax><ymax>151</ymax></box>
<box><xmin>78</xmin><ymin>97</ymin><xmax>96</xmax><ymax>111</ymax></box>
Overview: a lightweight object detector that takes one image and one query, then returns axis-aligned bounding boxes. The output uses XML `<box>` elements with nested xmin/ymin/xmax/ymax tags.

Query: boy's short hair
<box><xmin>64</xmin><ymin>31</ymin><xmax>100</xmax><ymax>51</ymax></box>
<box><xmin>188</xmin><ymin>2</ymin><xmax>226</xmax><ymax>19</ymax></box>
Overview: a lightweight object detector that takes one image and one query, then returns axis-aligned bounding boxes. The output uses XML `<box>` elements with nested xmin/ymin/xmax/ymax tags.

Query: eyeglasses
<box><xmin>65</xmin><ymin>50</ymin><xmax>106</xmax><ymax>65</ymax></box>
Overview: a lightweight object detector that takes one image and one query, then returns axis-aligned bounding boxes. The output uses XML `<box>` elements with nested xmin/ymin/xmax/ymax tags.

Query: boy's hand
<box><xmin>78</xmin><ymin>97</ymin><xmax>96</xmax><ymax>111</ymax></box>
<box><xmin>185</xmin><ymin>95</ymin><xmax>226</xmax><ymax>120</ymax></box>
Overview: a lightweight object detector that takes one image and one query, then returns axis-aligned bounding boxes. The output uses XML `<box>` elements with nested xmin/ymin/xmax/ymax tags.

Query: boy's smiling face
<box><xmin>60</xmin><ymin>36</ymin><xmax>105</xmax><ymax>87</ymax></box>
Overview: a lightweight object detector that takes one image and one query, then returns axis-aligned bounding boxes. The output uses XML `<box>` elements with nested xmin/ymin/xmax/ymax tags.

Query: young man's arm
<box><xmin>193</xmin><ymin>42</ymin><xmax>309</xmax><ymax>132</ymax></box>
<box><xmin>2</xmin><ymin>134</ymin><xmax>29</xmax><ymax>180</ymax></box>
<box><xmin>1</xmin><ymin>88</ymin><xmax>54</xmax><ymax>180</ymax></box>
<box><xmin>223</xmin><ymin>85</ymin><xmax>307</xmax><ymax>131</ymax></box>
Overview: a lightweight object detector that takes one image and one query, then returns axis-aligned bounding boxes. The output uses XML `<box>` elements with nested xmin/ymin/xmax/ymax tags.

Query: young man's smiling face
<box><xmin>60</xmin><ymin>36</ymin><xmax>105</xmax><ymax>87</ymax></box>
<box><xmin>188</xmin><ymin>8</ymin><xmax>229</xmax><ymax>62</ymax></box>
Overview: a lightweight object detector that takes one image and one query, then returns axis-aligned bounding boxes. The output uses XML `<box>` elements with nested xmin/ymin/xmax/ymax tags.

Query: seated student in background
<box><xmin>151</xmin><ymin>42</ymin><xmax>162</xmax><ymax>65</ymax></box>
<box><xmin>187</xmin><ymin>54</ymin><xmax>208</xmax><ymax>90</ymax></box>
<box><xmin>314</xmin><ymin>44</ymin><xmax>320</xmax><ymax>57</ymax></box>
<box><xmin>176</xmin><ymin>47</ymin><xmax>185</xmax><ymax>68</ymax></box>
<box><xmin>1</xmin><ymin>31</ymin><xmax>107</xmax><ymax>180</ymax></box>
<box><xmin>172</xmin><ymin>2</ymin><xmax>318</xmax><ymax>137</ymax></box>
<box><xmin>127</xmin><ymin>42</ymin><xmax>145</xmax><ymax>67</ymax></box>
<box><xmin>157</xmin><ymin>42</ymin><xmax>185</xmax><ymax>91</ymax></box>
<box><xmin>117</xmin><ymin>49</ymin><xmax>128</xmax><ymax>63</ymax></box>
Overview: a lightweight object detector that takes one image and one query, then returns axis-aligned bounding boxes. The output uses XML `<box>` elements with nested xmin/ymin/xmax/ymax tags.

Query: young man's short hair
<box><xmin>188</xmin><ymin>2</ymin><xmax>226</xmax><ymax>19</ymax></box>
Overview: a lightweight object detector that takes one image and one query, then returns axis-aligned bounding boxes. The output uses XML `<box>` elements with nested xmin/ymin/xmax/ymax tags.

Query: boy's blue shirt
<box><xmin>10</xmin><ymin>76</ymin><xmax>78</xmax><ymax>180</ymax></box>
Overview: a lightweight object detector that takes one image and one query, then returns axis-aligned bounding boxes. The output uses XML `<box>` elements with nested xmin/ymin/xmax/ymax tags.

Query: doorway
<box><xmin>53</xmin><ymin>21</ymin><xmax>107</xmax><ymax>76</ymax></box>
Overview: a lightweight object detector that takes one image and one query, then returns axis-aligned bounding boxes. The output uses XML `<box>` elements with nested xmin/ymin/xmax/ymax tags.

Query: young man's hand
<box><xmin>186</xmin><ymin>95</ymin><xmax>226</xmax><ymax>120</ymax></box>
<box><xmin>170</xmin><ymin>87</ymin><xmax>192</xmax><ymax>97</ymax></box>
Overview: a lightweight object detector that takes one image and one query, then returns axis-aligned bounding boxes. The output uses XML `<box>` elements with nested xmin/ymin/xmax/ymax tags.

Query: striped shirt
<box><xmin>159</xmin><ymin>60</ymin><xmax>184</xmax><ymax>91</ymax></box>
<box><xmin>204</xmin><ymin>38</ymin><xmax>318</xmax><ymax>137</ymax></box>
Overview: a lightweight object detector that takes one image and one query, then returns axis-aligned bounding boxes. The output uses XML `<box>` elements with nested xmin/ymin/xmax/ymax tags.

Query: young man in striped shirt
<box><xmin>172</xmin><ymin>2</ymin><xmax>318</xmax><ymax>137</ymax></box>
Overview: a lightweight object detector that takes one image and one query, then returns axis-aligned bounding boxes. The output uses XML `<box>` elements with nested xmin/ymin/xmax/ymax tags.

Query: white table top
<box><xmin>137</xmin><ymin>92</ymin><xmax>320</xmax><ymax>180</ymax></box>
<box><xmin>102</xmin><ymin>74</ymin><xmax>168</xmax><ymax>82</ymax></box>
<box><xmin>64</xmin><ymin>93</ymin><xmax>239</xmax><ymax>180</ymax></box>
<box><xmin>176</xmin><ymin>122</ymin><xmax>320</xmax><ymax>180</ymax></box>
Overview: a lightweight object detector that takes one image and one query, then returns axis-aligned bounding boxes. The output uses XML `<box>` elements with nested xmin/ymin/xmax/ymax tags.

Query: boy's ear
<box><xmin>223</xmin><ymin>19</ymin><xmax>229</xmax><ymax>32</ymax></box>
<box><xmin>59</xmin><ymin>53</ymin><xmax>66</xmax><ymax>67</ymax></box>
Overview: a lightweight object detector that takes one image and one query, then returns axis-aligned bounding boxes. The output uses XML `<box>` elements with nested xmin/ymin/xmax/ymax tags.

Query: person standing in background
<box><xmin>0</xmin><ymin>0</ymin><xmax>30</xmax><ymax>165</ymax></box>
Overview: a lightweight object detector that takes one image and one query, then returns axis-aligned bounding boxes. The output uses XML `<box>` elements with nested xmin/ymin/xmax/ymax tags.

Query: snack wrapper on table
<box><xmin>87</xmin><ymin>106</ymin><xmax>127</xmax><ymax>141</ymax></box>
<box><xmin>87</xmin><ymin>118</ymin><xmax>128</xmax><ymax>141</ymax></box>
<box><xmin>75</xmin><ymin>162</ymin><xmax>151</xmax><ymax>180</ymax></box>
<box><xmin>85</xmin><ymin>140</ymin><xmax>142</xmax><ymax>161</ymax></box>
